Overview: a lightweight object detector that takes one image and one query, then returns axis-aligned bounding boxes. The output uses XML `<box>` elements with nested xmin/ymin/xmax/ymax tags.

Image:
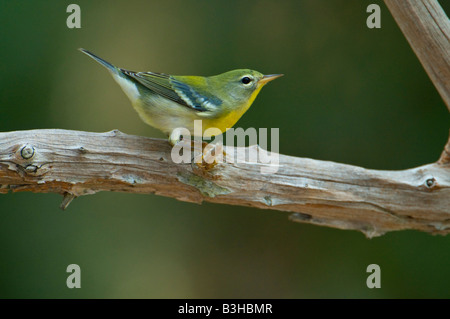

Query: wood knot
<box><xmin>263</xmin><ymin>196</ymin><xmax>273</xmax><ymax>206</ymax></box>
<box><xmin>25</xmin><ymin>164</ymin><xmax>38</xmax><ymax>174</ymax></box>
<box><xmin>109</xmin><ymin>129</ymin><xmax>123</xmax><ymax>137</ymax></box>
<box><xmin>20</xmin><ymin>144</ymin><xmax>35</xmax><ymax>160</ymax></box>
<box><xmin>425</xmin><ymin>177</ymin><xmax>436</xmax><ymax>189</ymax></box>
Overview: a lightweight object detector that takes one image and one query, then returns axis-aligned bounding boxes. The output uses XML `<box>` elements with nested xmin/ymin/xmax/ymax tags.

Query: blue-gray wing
<box><xmin>170</xmin><ymin>79</ymin><xmax>223</xmax><ymax>112</ymax></box>
<box><xmin>121</xmin><ymin>69</ymin><xmax>220</xmax><ymax>112</ymax></box>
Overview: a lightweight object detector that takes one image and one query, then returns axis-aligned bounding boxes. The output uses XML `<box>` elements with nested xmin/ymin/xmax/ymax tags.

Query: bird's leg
<box><xmin>169</xmin><ymin>128</ymin><xmax>186</xmax><ymax>146</ymax></box>
<box><xmin>192</xmin><ymin>141</ymin><xmax>226</xmax><ymax>171</ymax></box>
<box><xmin>168</xmin><ymin>129</ymin><xmax>226</xmax><ymax>171</ymax></box>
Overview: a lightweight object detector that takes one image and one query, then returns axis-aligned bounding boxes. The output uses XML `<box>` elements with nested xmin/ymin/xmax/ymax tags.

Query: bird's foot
<box><xmin>169</xmin><ymin>136</ymin><xmax>226</xmax><ymax>173</ymax></box>
<box><xmin>192</xmin><ymin>142</ymin><xmax>226</xmax><ymax>172</ymax></box>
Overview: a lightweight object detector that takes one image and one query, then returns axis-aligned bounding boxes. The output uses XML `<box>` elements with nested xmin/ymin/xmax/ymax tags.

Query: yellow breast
<box><xmin>201</xmin><ymin>85</ymin><xmax>263</xmax><ymax>137</ymax></box>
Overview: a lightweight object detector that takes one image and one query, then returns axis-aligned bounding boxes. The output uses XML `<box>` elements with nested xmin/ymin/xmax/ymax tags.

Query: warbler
<box><xmin>79</xmin><ymin>48</ymin><xmax>283</xmax><ymax>145</ymax></box>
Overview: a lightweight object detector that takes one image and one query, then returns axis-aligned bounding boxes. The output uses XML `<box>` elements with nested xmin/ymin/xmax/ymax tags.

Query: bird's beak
<box><xmin>258</xmin><ymin>74</ymin><xmax>284</xmax><ymax>86</ymax></box>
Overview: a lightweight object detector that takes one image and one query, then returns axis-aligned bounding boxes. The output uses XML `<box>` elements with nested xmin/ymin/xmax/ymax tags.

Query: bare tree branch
<box><xmin>0</xmin><ymin>129</ymin><xmax>449</xmax><ymax>238</ymax></box>
<box><xmin>0</xmin><ymin>1</ymin><xmax>449</xmax><ymax>237</ymax></box>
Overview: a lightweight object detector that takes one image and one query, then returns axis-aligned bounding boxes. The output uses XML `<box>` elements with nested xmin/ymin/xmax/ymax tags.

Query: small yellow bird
<box><xmin>79</xmin><ymin>48</ymin><xmax>283</xmax><ymax>146</ymax></box>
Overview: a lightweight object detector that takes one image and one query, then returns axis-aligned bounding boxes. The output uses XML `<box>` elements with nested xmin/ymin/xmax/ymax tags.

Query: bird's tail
<box><xmin>79</xmin><ymin>48</ymin><xmax>118</xmax><ymax>74</ymax></box>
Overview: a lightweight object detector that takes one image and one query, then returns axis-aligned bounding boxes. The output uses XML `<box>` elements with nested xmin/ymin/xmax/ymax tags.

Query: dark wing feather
<box><xmin>121</xmin><ymin>69</ymin><xmax>208</xmax><ymax>111</ymax></box>
<box><xmin>170</xmin><ymin>79</ymin><xmax>222</xmax><ymax>112</ymax></box>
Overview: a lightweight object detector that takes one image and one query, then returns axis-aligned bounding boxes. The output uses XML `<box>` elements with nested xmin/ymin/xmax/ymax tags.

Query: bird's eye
<box><xmin>241</xmin><ymin>76</ymin><xmax>252</xmax><ymax>85</ymax></box>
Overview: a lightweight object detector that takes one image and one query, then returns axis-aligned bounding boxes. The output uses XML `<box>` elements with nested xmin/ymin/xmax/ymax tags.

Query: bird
<box><xmin>79</xmin><ymin>48</ymin><xmax>283</xmax><ymax>148</ymax></box>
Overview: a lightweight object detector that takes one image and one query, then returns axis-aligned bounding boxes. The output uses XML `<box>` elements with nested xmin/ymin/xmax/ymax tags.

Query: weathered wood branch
<box><xmin>0</xmin><ymin>0</ymin><xmax>449</xmax><ymax>237</ymax></box>
<box><xmin>384</xmin><ymin>0</ymin><xmax>450</xmax><ymax>167</ymax></box>
<box><xmin>1</xmin><ymin>129</ymin><xmax>449</xmax><ymax>237</ymax></box>
<box><xmin>384</xmin><ymin>0</ymin><xmax>450</xmax><ymax>111</ymax></box>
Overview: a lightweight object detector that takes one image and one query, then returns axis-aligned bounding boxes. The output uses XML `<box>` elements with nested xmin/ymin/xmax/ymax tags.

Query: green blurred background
<box><xmin>1</xmin><ymin>0</ymin><xmax>449</xmax><ymax>298</ymax></box>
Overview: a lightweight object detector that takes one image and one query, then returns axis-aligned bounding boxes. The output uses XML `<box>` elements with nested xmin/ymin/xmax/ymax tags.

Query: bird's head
<box><xmin>210</xmin><ymin>69</ymin><xmax>283</xmax><ymax>109</ymax></box>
